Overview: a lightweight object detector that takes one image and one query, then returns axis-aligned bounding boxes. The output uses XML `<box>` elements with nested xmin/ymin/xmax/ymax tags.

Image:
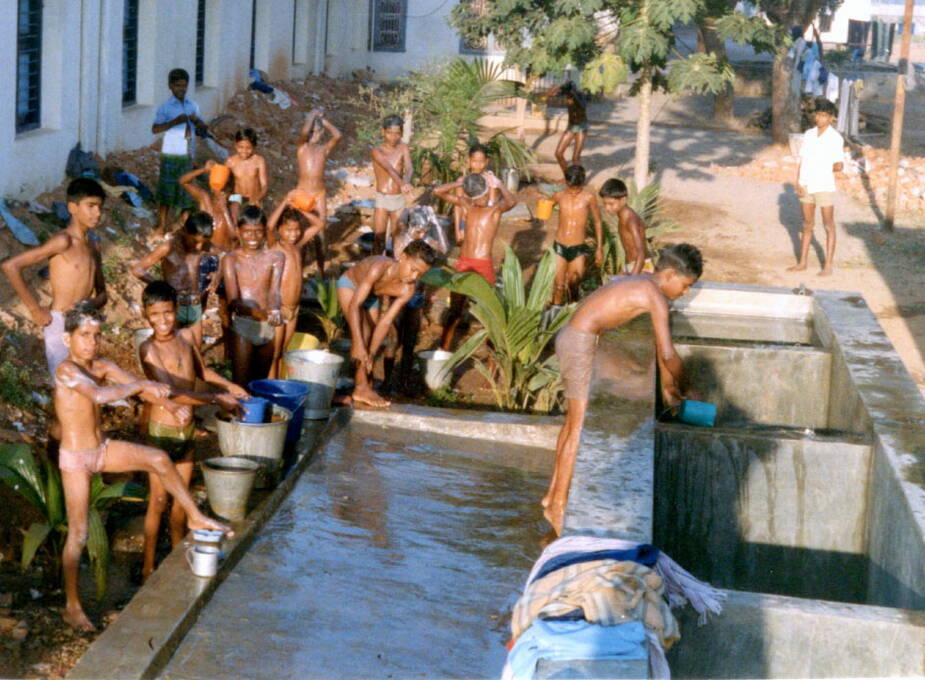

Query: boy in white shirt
<box><xmin>788</xmin><ymin>99</ymin><xmax>844</xmax><ymax>276</ymax></box>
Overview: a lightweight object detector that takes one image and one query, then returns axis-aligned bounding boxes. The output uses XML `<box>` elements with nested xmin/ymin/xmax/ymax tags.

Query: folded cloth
<box><xmin>504</xmin><ymin>620</ymin><xmax>647</xmax><ymax>680</ymax></box>
<box><xmin>530</xmin><ymin>545</ymin><xmax>660</xmax><ymax>584</ymax></box>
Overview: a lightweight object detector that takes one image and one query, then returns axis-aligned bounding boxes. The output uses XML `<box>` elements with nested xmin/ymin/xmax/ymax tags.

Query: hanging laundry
<box><xmin>825</xmin><ymin>74</ymin><xmax>840</xmax><ymax>104</ymax></box>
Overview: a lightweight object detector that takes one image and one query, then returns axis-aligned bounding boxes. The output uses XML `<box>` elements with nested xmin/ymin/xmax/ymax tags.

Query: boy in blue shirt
<box><xmin>152</xmin><ymin>68</ymin><xmax>208</xmax><ymax>235</ymax></box>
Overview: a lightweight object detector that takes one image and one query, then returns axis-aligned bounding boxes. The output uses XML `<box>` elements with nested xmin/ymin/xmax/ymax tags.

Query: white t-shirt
<box><xmin>798</xmin><ymin>126</ymin><xmax>844</xmax><ymax>194</ymax></box>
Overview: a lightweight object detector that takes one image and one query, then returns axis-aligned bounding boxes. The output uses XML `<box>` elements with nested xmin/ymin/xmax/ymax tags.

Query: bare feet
<box><xmin>352</xmin><ymin>385</ymin><xmax>391</xmax><ymax>408</ymax></box>
<box><xmin>543</xmin><ymin>503</ymin><xmax>564</xmax><ymax>536</ymax></box>
<box><xmin>63</xmin><ymin>605</ymin><xmax>96</xmax><ymax>632</ymax></box>
<box><xmin>819</xmin><ymin>266</ymin><xmax>833</xmax><ymax>276</ymax></box>
<box><xmin>787</xmin><ymin>263</ymin><xmax>808</xmax><ymax>272</ymax></box>
<box><xmin>188</xmin><ymin>513</ymin><xmax>234</xmax><ymax>538</ymax></box>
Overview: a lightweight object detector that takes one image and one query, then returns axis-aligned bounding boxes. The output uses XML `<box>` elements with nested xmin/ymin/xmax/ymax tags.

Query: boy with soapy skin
<box><xmin>266</xmin><ymin>193</ymin><xmax>325</xmax><ymax>378</ymax></box>
<box><xmin>138</xmin><ymin>281</ymin><xmax>248</xmax><ymax>581</ymax></box>
<box><xmin>54</xmin><ymin>304</ymin><xmax>230</xmax><ymax>630</ymax></box>
<box><xmin>543</xmin><ymin>244</ymin><xmax>702</xmax><ymax>534</ymax></box>
<box><xmin>371</xmin><ymin>115</ymin><xmax>414</xmax><ymax>255</ymax></box>
<box><xmin>225</xmin><ymin>128</ymin><xmax>268</xmax><ymax>223</ymax></box>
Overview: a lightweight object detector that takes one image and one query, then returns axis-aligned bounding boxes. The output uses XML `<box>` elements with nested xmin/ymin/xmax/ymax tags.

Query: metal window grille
<box><xmin>122</xmin><ymin>0</ymin><xmax>139</xmax><ymax>106</ymax></box>
<box><xmin>371</xmin><ymin>0</ymin><xmax>406</xmax><ymax>52</ymax></box>
<box><xmin>196</xmin><ymin>0</ymin><xmax>206</xmax><ymax>85</ymax></box>
<box><xmin>458</xmin><ymin>0</ymin><xmax>488</xmax><ymax>54</ymax></box>
<box><xmin>16</xmin><ymin>0</ymin><xmax>42</xmax><ymax>133</ymax></box>
<box><xmin>250</xmin><ymin>0</ymin><xmax>257</xmax><ymax>70</ymax></box>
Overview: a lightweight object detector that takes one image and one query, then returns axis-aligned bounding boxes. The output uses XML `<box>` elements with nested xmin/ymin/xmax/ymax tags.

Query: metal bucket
<box><xmin>501</xmin><ymin>168</ymin><xmax>520</xmax><ymax>193</ymax></box>
<box><xmin>285</xmin><ymin>349</ymin><xmax>345</xmax><ymax>419</ymax></box>
<box><xmin>216</xmin><ymin>404</ymin><xmax>290</xmax><ymax>487</ymax></box>
<box><xmin>201</xmin><ymin>456</ymin><xmax>259</xmax><ymax>521</ymax></box>
<box><xmin>416</xmin><ymin>349</ymin><xmax>453</xmax><ymax>391</ymax></box>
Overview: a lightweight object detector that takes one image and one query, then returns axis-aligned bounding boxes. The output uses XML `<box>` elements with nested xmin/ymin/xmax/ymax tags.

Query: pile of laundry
<box><xmin>502</xmin><ymin>535</ymin><xmax>726</xmax><ymax>680</ymax></box>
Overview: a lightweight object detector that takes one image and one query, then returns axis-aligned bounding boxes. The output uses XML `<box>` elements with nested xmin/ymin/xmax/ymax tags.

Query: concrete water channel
<box><xmin>70</xmin><ymin>283</ymin><xmax>925</xmax><ymax>679</ymax></box>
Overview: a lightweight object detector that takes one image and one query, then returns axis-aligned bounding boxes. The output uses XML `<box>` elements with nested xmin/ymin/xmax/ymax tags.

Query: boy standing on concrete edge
<box><xmin>544</xmin><ymin>244</ymin><xmax>703</xmax><ymax>534</ymax></box>
<box><xmin>152</xmin><ymin>68</ymin><xmax>209</xmax><ymax>235</ymax></box>
<box><xmin>371</xmin><ymin>115</ymin><xmax>414</xmax><ymax>255</ymax></box>
<box><xmin>789</xmin><ymin>99</ymin><xmax>844</xmax><ymax>276</ymax></box>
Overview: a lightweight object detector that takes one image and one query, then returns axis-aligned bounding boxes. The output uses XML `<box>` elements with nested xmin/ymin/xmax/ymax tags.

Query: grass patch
<box><xmin>0</xmin><ymin>360</ymin><xmax>35</xmax><ymax>410</ymax></box>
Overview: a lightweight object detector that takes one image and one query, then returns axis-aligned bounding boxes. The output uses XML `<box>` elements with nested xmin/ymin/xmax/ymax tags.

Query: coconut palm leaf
<box><xmin>87</xmin><ymin>507</ymin><xmax>109</xmax><ymax>602</ymax></box>
<box><xmin>21</xmin><ymin>522</ymin><xmax>52</xmax><ymax>570</ymax></box>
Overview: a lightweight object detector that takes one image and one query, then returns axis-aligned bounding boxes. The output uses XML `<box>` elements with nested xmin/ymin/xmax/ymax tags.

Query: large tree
<box><xmin>452</xmin><ymin>0</ymin><xmax>733</xmax><ymax>189</ymax></box>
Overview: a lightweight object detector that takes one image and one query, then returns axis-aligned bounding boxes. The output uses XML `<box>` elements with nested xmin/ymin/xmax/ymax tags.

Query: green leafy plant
<box><xmin>422</xmin><ymin>246</ymin><xmax>573</xmax><ymax>413</ymax></box>
<box><xmin>600</xmin><ymin>181</ymin><xmax>681</xmax><ymax>276</ymax></box>
<box><xmin>0</xmin><ymin>360</ymin><xmax>34</xmax><ymax>410</ymax></box>
<box><xmin>309</xmin><ymin>276</ymin><xmax>343</xmax><ymax>343</ymax></box>
<box><xmin>0</xmin><ymin>443</ymin><xmax>146</xmax><ymax>600</ymax></box>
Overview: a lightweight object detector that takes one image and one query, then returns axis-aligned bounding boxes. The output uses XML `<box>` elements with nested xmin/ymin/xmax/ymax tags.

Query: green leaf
<box><xmin>444</xmin><ymin>328</ymin><xmax>490</xmax><ymax>376</ymax></box>
<box><xmin>501</xmin><ymin>247</ymin><xmax>525</xmax><ymax>311</ymax></box>
<box><xmin>580</xmin><ymin>53</ymin><xmax>629</xmax><ymax>95</ymax></box>
<box><xmin>87</xmin><ymin>507</ymin><xmax>109</xmax><ymax>602</ymax></box>
<box><xmin>21</xmin><ymin>522</ymin><xmax>52</xmax><ymax>570</ymax></box>
<box><xmin>0</xmin><ymin>444</ymin><xmax>46</xmax><ymax>514</ymax></box>
<box><xmin>525</xmin><ymin>248</ymin><xmax>559</xmax><ymax>312</ymax></box>
<box><xmin>42</xmin><ymin>454</ymin><xmax>65</xmax><ymax>526</ymax></box>
<box><xmin>91</xmin><ymin>477</ymin><xmax>147</xmax><ymax>506</ymax></box>
<box><xmin>667</xmin><ymin>53</ymin><xmax>735</xmax><ymax>95</ymax></box>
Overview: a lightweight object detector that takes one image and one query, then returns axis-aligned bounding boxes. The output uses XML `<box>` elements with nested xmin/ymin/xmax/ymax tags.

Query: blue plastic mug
<box><xmin>678</xmin><ymin>399</ymin><xmax>717</xmax><ymax>427</ymax></box>
<box><xmin>238</xmin><ymin>397</ymin><xmax>270</xmax><ymax>424</ymax></box>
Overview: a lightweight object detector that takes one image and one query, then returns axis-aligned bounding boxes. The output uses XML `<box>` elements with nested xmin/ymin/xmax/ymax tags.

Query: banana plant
<box><xmin>422</xmin><ymin>246</ymin><xmax>574</xmax><ymax>413</ymax></box>
<box><xmin>0</xmin><ymin>443</ymin><xmax>145</xmax><ymax>600</ymax></box>
<box><xmin>308</xmin><ymin>276</ymin><xmax>343</xmax><ymax>344</ymax></box>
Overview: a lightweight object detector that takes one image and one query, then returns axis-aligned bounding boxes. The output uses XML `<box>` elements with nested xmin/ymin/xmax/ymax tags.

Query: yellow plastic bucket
<box><xmin>536</xmin><ymin>198</ymin><xmax>555</xmax><ymax>220</ymax></box>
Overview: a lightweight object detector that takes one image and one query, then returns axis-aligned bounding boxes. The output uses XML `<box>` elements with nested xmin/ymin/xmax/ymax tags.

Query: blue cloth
<box><xmin>530</xmin><ymin>545</ymin><xmax>660</xmax><ymax>585</ymax></box>
<box><xmin>153</xmin><ymin>96</ymin><xmax>202</xmax><ymax>155</ymax></box>
<box><xmin>336</xmin><ymin>274</ymin><xmax>380</xmax><ymax>310</ymax></box>
<box><xmin>507</xmin><ymin>620</ymin><xmax>647</xmax><ymax>680</ymax></box>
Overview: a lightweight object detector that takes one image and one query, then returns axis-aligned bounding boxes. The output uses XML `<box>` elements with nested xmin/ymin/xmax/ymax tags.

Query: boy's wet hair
<box><xmin>599</xmin><ymin>178</ymin><xmax>628</xmax><ymax>200</ymax></box>
<box><xmin>64</xmin><ymin>302</ymin><xmax>104</xmax><ymax>333</ymax></box>
<box><xmin>403</xmin><ymin>239</ymin><xmax>438</xmax><ymax>266</ymax></box>
<box><xmin>142</xmin><ymin>280</ymin><xmax>178</xmax><ymax>308</ymax></box>
<box><xmin>168</xmin><ymin>68</ymin><xmax>189</xmax><ymax>84</ymax></box>
<box><xmin>235</xmin><ymin>128</ymin><xmax>258</xmax><ymax>145</ymax></box>
<box><xmin>184</xmin><ymin>211</ymin><xmax>214</xmax><ymax>238</ymax></box>
<box><xmin>815</xmin><ymin>98</ymin><xmax>837</xmax><ymax>116</ymax></box>
<box><xmin>656</xmin><ymin>243</ymin><xmax>703</xmax><ymax>279</ymax></box>
<box><xmin>462</xmin><ymin>173</ymin><xmax>488</xmax><ymax>198</ymax></box>
<box><xmin>468</xmin><ymin>142</ymin><xmax>490</xmax><ymax>157</ymax></box>
<box><xmin>238</xmin><ymin>204</ymin><xmax>267</xmax><ymax>228</ymax></box>
<box><xmin>382</xmin><ymin>114</ymin><xmax>403</xmax><ymax>130</ymax></box>
<box><xmin>280</xmin><ymin>206</ymin><xmax>307</xmax><ymax>229</ymax></box>
<box><xmin>565</xmin><ymin>164</ymin><xmax>586</xmax><ymax>187</ymax></box>
<box><xmin>67</xmin><ymin>177</ymin><xmax>106</xmax><ymax>204</ymax></box>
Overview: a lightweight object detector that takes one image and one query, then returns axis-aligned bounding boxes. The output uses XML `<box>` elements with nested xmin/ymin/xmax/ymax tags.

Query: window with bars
<box><xmin>16</xmin><ymin>0</ymin><xmax>42</xmax><ymax>133</ymax></box>
<box><xmin>371</xmin><ymin>0</ymin><xmax>406</xmax><ymax>52</ymax></box>
<box><xmin>250</xmin><ymin>0</ymin><xmax>257</xmax><ymax>70</ymax></box>
<box><xmin>458</xmin><ymin>0</ymin><xmax>488</xmax><ymax>54</ymax></box>
<box><xmin>122</xmin><ymin>0</ymin><xmax>140</xmax><ymax>106</ymax></box>
<box><xmin>196</xmin><ymin>0</ymin><xmax>206</xmax><ymax>85</ymax></box>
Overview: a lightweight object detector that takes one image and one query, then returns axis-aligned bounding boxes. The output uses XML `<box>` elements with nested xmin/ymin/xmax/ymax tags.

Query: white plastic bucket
<box><xmin>417</xmin><ymin>350</ymin><xmax>453</xmax><ymax>391</ymax></box>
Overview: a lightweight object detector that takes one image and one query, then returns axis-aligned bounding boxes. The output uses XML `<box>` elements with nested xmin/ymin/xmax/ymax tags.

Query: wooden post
<box><xmin>883</xmin><ymin>0</ymin><xmax>915</xmax><ymax>232</ymax></box>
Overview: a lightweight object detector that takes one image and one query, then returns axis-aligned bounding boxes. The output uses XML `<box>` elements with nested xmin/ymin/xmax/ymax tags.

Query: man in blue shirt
<box><xmin>152</xmin><ymin>68</ymin><xmax>208</xmax><ymax>234</ymax></box>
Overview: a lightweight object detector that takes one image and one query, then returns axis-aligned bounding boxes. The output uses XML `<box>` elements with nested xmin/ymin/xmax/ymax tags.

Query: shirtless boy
<box><xmin>54</xmin><ymin>304</ymin><xmax>229</xmax><ymax>630</ymax></box>
<box><xmin>550</xmin><ymin>165</ymin><xmax>603</xmax><ymax>304</ymax></box>
<box><xmin>2</xmin><ymin>178</ymin><xmax>108</xmax><ymax>377</ymax></box>
<box><xmin>295</xmin><ymin>108</ymin><xmax>342</xmax><ymax>276</ymax></box>
<box><xmin>371</xmin><ymin>115</ymin><xmax>414</xmax><ymax>255</ymax></box>
<box><xmin>453</xmin><ymin>143</ymin><xmax>499</xmax><ymax>245</ymax></box>
<box><xmin>266</xmin><ymin>194</ymin><xmax>324</xmax><ymax>377</ymax></box>
<box><xmin>138</xmin><ymin>281</ymin><xmax>247</xmax><ymax>580</ymax></box>
<box><xmin>434</xmin><ymin>173</ymin><xmax>516</xmax><ymax>351</ymax></box>
<box><xmin>180</xmin><ymin>160</ymin><xmax>237</xmax><ymax>251</ymax></box>
<box><xmin>600</xmin><ymin>178</ymin><xmax>650</xmax><ymax>275</ymax></box>
<box><xmin>221</xmin><ymin>206</ymin><xmax>285</xmax><ymax>385</ymax></box>
<box><xmin>132</xmin><ymin>211</ymin><xmax>214</xmax><ymax>348</ymax></box>
<box><xmin>544</xmin><ymin>244</ymin><xmax>702</xmax><ymax>533</ymax></box>
<box><xmin>225</xmin><ymin>128</ymin><xmax>268</xmax><ymax>222</ymax></box>
<box><xmin>546</xmin><ymin>81</ymin><xmax>589</xmax><ymax>175</ymax></box>
<box><xmin>336</xmin><ymin>240</ymin><xmax>437</xmax><ymax>407</ymax></box>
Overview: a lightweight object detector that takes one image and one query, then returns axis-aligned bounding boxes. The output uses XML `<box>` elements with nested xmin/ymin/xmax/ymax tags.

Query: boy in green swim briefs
<box><xmin>550</xmin><ymin>165</ymin><xmax>603</xmax><ymax>304</ymax></box>
<box><xmin>138</xmin><ymin>281</ymin><xmax>247</xmax><ymax>581</ymax></box>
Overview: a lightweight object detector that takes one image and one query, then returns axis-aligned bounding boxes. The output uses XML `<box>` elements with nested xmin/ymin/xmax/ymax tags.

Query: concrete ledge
<box><xmin>673</xmin><ymin>282</ymin><xmax>814</xmax><ymax>321</ymax></box>
<box><xmin>347</xmin><ymin>403</ymin><xmax>561</xmax><ymax>450</ymax></box>
<box><xmin>67</xmin><ymin>415</ymin><xmax>344</xmax><ymax>680</ymax></box>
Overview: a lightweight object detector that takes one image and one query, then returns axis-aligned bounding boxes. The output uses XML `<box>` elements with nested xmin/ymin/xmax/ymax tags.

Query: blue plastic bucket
<box><xmin>238</xmin><ymin>397</ymin><xmax>270</xmax><ymax>424</ymax></box>
<box><xmin>678</xmin><ymin>399</ymin><xmax>717</xmax><ymax>427</ymax></box>
<box><xmin>247</xmin><ymin>379</ymin><xmax>309</xmax><ymax>445</ymax></box>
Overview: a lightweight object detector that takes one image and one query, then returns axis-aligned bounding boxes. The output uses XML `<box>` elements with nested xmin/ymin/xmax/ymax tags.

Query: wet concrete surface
<box><xmin>159</xmin><ymin>424</ymin><xmax>553</xmax><ymax>679</ymax></box>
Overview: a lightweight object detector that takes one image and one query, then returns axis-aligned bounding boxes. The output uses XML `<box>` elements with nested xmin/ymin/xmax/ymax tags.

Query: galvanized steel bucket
<box><xmin>202</xmin><ymin>456</ymin><xmax>259</xmax><ymax>521</ymax></box>
<box><xmin>284</xmin><ymin>349</ymin><xmax>345</xmax><ymax>419</ymax></box>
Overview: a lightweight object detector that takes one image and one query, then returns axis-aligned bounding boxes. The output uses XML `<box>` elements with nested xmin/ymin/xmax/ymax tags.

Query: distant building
<box><xmin>815</xmin><ymin>0</ymin><xmax>924</xmax><ymax>60</ymax></box>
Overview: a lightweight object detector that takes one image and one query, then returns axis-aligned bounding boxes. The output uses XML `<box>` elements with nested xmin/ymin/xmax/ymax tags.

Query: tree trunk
<box><xmin>634</xmin><ymin>71</ymin><xmax>652</xmax><ymax>189</ymax></box>
<box><xmin>700</xmin><ymin>21</ymin><xmax>734</xmax><ymax>120</ymax></box>
<box><xmin>770</xmin><ymin>48</ymin><xmax>799</xmax><ymax>145</ymax></box>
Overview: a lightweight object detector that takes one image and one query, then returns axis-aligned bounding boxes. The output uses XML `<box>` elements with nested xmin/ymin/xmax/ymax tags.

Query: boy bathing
<box><xmin>599</xmin><ymin>178</ymin><xmax>651</xmax><ymax>275</ymax></box>
<box><xmin>221</xmin><ymin>206</ymin><xmax>285</xmax><ymax>385</ymax></box>
<box><xmin>266</xmin><ymin>194</ymin><xmax>325</xmax><ymax>378</ymax></box>
<box><xmin>550</xmin><ymin>165</ymin><xmax>603</xmax><ymax>304</ymax></box>
<box><xmin>336</xmin><ymin>240</ymin><xmax>438</xmax><ymax>407</ymax></box>
<box><xmin>138</xmin><ymin>281</ymin><xmax>247</xmax><ymax>581</ymax></box>
<box><xmin>546</xmin><ymin>81</ymin><xmax>589</xmax><ymax>175</ymax></box>
<box><xmin>789</xmin><ymin>99</ymin><xmax>844</xmax><ymax>276</ymax></box>
<box><xmin>371</xmin><ymin>115</ymin><xmax>414</xmax><ymax>255</ymax></box>
<box><xmin>55</xmin><ymin>304</ymin><xmax>229</xmax><ymax>630</ymax></box>
<box><xmin>295</xmin><ymin>108</ymin><xmax>342</xmax><ymax>276</ymax></box>
<box><xmin>225</xmin><ymin>128</ymin><xmax>268</xmax><ymax>222</ymax></box>
<box><xmin>132</xmin><ymin>211</ymin><xmax>214</xmax><ymax>348</ymax></box>
<box><xmin>2</xmin><ymin>178</ymin><xmax>108</xmax><ymax>377</ymax></box>
<box><xmin>453</xmin><ymin>143</ymin><xmax>500</xmax><ymax>245</ymax></box>
<box><xmin>180</xmin><ymin>160</ymin><xmax>237</xmax><ymax>251</ymax></box>
<box><xmin>152</xmin><ymin>68</ymin><xmax>208</xmax><ymax>235</ymax></box>
<box><xmin>544</xmin><ymin>244</ymin><xmax>703</xmax><ymax>534</ymax></box>
<box><xmin>434</xmin><ymin>173</ymin><xmax>516</xmax><ymax>351</ymax></box>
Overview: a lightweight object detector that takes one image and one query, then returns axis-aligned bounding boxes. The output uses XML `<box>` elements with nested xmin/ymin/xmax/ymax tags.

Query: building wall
<box><xmin>0</xmin><ymin>0</ymin><xmax>322</xmax><ymax>199</ymax></box>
